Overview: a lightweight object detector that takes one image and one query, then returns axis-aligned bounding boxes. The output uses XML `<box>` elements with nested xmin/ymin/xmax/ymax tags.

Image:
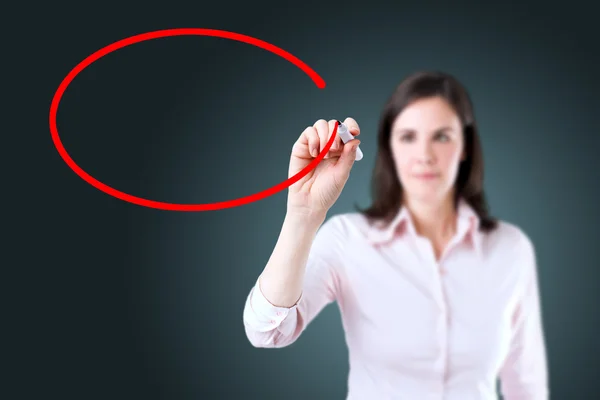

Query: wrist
<box><xmin>285</xmin><ymin>207</ymin><xmax>327</xmax><ymax>227</ymax></box>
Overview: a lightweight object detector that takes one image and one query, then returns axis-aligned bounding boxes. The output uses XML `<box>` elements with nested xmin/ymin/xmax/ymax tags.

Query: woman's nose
<box><xmin>416</xmin><ymin>143</ymin><xmax>435</xmax><ymax>164</ymax></box>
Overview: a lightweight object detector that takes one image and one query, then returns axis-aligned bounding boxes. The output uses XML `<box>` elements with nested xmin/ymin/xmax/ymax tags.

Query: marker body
<box><xmin>337</xmin><ymin>122</ymin><xmax>363</xmax><ymax>161</ymax></box>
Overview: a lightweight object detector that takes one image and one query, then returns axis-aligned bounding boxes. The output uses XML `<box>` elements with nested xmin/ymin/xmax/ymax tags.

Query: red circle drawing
<box><xmin>49</xmin><ymin>28</ymin><xmax>338</xmax><ymax>211</ymax></box>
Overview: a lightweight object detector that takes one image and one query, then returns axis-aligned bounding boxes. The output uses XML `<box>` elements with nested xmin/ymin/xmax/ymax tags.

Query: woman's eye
<box><xmin>435</xmin><ymin>133</ymin><xmax>450</xmax><ymax>142</ymax></box>
<box><xmin>400</xmin><ymin>134</ymin><xmax>414</xmax><ymax>142</ymax></box>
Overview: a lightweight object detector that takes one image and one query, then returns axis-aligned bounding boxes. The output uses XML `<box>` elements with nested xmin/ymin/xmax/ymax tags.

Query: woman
<box><xmin>242</xmin><ymin>71</ymin><xmax>549</xmax><ymax>399</ymax></box>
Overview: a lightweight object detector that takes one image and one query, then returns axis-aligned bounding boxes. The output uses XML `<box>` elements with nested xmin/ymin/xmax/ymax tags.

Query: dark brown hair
<box><xmin>355</xmin><ymin>70</ymin><xmax>498</xmax><ymax>233</ymax></box>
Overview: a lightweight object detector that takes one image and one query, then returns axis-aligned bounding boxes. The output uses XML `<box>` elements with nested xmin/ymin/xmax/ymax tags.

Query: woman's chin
<box><xmin>405</xmin><ymin>187</ymin><xmax>449</xmax><ymax>204</ymax></box>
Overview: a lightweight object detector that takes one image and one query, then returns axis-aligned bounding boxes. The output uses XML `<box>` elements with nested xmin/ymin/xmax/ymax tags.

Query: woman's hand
<box><xmin>287</xmin><ymin>118</ymin><xmax>361</xmax><ymax>216</ymax></box>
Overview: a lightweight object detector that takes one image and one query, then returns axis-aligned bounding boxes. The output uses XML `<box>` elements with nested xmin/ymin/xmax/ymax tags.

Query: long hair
<box><xmin>355</xmin><ymin>70</ymin><xmax>498</xmax><ymax>233</ymax></box>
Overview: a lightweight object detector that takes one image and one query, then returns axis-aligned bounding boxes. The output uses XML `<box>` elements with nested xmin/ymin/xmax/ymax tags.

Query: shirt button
<box><xmin>276</xmin><ymin>311</ymin><xmax>283</xmax><ymax>316</ymax></box>
<box><xmin>440</xmin><ymin>267</ymin><xmax>447</xmax><ymax>275</ymax></box>
<box><xmin>270</xmin><ymin>320</ymin><xmax>276</xmax><ymax>324</ymax></box>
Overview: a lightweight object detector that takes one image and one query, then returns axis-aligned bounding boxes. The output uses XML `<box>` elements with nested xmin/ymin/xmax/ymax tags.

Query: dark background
<box><xmin>13</xmin><ymin>0</ymin><xmax>600</xmax><ymax>399</ymax></box>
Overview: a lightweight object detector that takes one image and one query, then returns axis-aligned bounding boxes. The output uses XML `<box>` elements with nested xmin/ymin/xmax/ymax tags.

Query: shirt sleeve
<box><xmin>499</xmin><ymin>233</ymin><xmax>550</xmax><ymax>399</ymax></box>
<box><xmin>242</xmin><ymin>215</ymin><xmax>344</xmax><ymax>348</ymax></box>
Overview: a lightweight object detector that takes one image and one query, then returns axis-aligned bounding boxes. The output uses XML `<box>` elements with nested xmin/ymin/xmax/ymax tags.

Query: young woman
<box><xmin>242</xmin><ymin>71</ymin><xmax>549</xmax><ymax>399</ymax></box>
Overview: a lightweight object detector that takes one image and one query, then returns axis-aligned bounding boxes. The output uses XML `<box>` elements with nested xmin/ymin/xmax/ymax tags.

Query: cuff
<box><xmin>249</xmin><ymin>277</ymin><xmax>302</xmax><ymax>329</ymax></box>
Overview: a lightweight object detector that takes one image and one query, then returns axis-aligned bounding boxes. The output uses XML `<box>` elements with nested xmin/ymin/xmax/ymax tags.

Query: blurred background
<box><xmin>14</xmin><ymin>0</ymin><xmax>600</xmax><ymax>398</ymax></box>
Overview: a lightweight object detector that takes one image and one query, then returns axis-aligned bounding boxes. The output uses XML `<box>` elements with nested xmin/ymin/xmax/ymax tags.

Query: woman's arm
<box><xmin>242</xmin><ymin>211</ymin><xmax>343</xmax><ymax>348</ymax></box>
<box><xmin>259</xmin><ymin>210</ymin><xmax>326</xmax><ymax>308</ymax></box>
<box><xmin>499</xmin><ymin>234</ymin><xmax>550</xmax><ymax>399</ymax></box>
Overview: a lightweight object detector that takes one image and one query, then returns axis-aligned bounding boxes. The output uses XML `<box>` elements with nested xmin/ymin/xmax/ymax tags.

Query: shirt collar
<box><xmin>366</xmin><ymin>197</ymin><xmax>483</xmax><ymax>257</ymax></box>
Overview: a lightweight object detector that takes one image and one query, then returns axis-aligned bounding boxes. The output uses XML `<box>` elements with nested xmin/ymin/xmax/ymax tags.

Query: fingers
<box><xmin>343</xmin><ymin>117</ymin><xmax>361</xmax><ymax>137</ymax></box>
<box><xmin>306</xmin><ymin>126</ymin><xmax>320</xmax><ymax>157</ymax></box>
<box><xmin>294</xmin><ymin>118</ymin><xmax>360</xmax><ymax>160</ymax></box>
<box><xmin>312</xmin><ymin>119</ymin><xmax>341</xmax><ymax>159</ymax></box>
<box><xmin>328</xmin><ymin>119</ymin><xmax>344</xmax><ymax>153</ymax></box>
<box><xmin>336</xmin><ymin>138</ymin><xmax>361</xmax><ymax>175</ymax></box>
<box><xmin>313</xmin><ymin>119</ymin><xmax>329</xmax><ymax>157</ymax></box>
<box><xmin>330</xmin><ymin>118</ymin><xmax>359</xmax><ymax>157</ymax></box>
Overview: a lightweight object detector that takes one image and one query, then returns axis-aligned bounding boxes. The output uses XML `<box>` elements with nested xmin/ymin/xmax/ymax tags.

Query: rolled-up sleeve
<box><xmin>243</xmin><ymin>216</ymin><xmax>344</xmax><ymax>348</ymax></box>
<box><xmin>500</xmin><ymin>234</ymin><xmax>550</xmax><ymax>399</ymax></box>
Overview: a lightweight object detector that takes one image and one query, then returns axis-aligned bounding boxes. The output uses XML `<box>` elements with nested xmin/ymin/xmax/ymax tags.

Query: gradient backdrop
<box><xmin>29</xmin><ymin>1</ymin><xmax>600</xmax><ymax>399</ymax></box>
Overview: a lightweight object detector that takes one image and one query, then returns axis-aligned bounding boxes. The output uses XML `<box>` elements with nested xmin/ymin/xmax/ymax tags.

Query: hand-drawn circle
<box><xmin>49</xmin><ymin>28</ymin><xmax>337</xmax><ymax>211</ymax></box>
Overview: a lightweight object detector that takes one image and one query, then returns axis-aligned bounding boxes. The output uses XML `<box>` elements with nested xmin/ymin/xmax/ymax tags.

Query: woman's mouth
<box><xmin>414</xmin><ymin>173</ymin><xmax>440</xmax><ymax>180</ymax></box>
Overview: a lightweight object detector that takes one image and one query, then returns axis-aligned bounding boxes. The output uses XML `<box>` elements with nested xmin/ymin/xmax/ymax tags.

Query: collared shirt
<box><xmin>242</xmin><ymin>198</ymin><xmax>549</xmax><ymax>399</ymax></box>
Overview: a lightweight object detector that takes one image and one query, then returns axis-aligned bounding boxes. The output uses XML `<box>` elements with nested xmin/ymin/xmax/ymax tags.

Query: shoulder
<box><xmin>487</xmin><ymin>219</ymin><xmax>535</xmax><ymax>252</ymax></box>
<box><xmin>485</xmin><ymin>219</ymin><xmax>537</xmax><ymax>275</ymax></box>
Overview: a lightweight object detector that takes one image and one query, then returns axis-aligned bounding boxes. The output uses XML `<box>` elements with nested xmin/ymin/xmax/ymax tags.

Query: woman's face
<box><xmin>389</xmin><ymin>96</ymin><xmax>465</xmax><ymax>205</ymax></box>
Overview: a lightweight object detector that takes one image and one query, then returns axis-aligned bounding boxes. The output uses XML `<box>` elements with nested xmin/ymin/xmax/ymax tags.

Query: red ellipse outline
<box><xmin>49</xmin><ymin>28</ymin><xmax>338</xmax><ymax>211</ymax></box>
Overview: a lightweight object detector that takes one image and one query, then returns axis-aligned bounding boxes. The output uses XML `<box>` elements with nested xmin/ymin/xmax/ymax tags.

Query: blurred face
<box><xmin>389</xmin><ymin>96</ymin><xmax>465</xmax><ymax>205</ymax></box>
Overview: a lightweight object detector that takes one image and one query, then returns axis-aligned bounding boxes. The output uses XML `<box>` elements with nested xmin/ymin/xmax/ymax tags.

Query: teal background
<box><xmin>19</xmin><ymin>0</ymin><xmax>600</xmax><ymax>399</ymax></box>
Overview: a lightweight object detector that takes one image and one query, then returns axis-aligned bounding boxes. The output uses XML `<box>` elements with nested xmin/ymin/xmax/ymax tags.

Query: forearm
<box><xmin>258</xmin><ymin>209</ymin><xmax>326</xmax><ymax>308</ymax></box>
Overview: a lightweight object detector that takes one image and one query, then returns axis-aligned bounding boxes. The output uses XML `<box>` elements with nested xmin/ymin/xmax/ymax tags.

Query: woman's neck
<box><xmin>404</xmin><ymin>195</ymin><xmax>457</xmax><ymax>242</ymax></box>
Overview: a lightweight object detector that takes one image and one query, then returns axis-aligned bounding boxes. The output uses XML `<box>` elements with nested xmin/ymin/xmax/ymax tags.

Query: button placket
<box><xmin>432</xmin><ymin>241</ymin><xmax>454</xmax><ymax>388</ymax></box>
<box><xmin>418</xmin><ymin>237</ymin><xmax>446</xmax><ymax>311</ymax></box>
